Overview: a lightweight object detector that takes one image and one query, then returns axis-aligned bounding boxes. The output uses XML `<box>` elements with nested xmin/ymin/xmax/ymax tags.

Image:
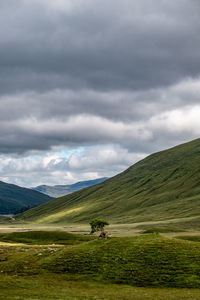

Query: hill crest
<box><xmin>32</xmin><ymin>178</ymin><xmax>108</xmax><ymax>198</ymax></box>
<box><xmin>0</xmin><ymin>180</ymin><xmax>52</xmax><ymax>214</ymax></box>
<box><xmin>17</xmin><ymin>138</ymin><xmax>200</xmax><ymax>224</ymax></box>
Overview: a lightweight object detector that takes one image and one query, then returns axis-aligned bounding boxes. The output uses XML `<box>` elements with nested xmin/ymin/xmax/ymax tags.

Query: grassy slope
<box><xmin>17</xmin><ymin>138</ymin><xmax>200</xmax><ymax>224</ymax></box>
<box><xmin>0</xmin><ymin>181</ymin><xmax>52</xmax><ymax>214</ymax></box>
<box><xmin>43</xmin><ymin>235</ymin><xmax>200</xmax><ymax>288</ymax></box>
<box><xmin>1</xmin><ymin>233</ymin><xmax>200</xmax><ymax>298</ymax></box>
<box><xmin>1</xmin><ymin>233</ymin><xmax>200</xmax><ymax>288</ymax></box>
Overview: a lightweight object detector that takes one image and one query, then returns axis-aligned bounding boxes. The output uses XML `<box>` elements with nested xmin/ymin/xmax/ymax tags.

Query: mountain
<box><xmin>0</xmin><ymin>181</ymin><xmax>52</xmax><ymax>214</ymax></box>
<box><xmin>17</xmin><ymin>138</ymin><xmax>200</xmax><ymax>224</ymax></box>
<box><xmin>32</xmin><ymin>178</ymin><xmax>108</xmax><ymax>198</ymax></box>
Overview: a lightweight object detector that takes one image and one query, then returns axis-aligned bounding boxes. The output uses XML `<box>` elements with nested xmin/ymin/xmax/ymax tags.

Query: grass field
<box><xmin>1</xmin><ymin>274</ymin><xmax>200</xmax><ymax>300</ymax></box>
<box><xmin>0</xmin><ymin>230</ymin><xmax>95</xmax><ymax>245</ymax></box>
<box><xmin>175</xmin><ymin>235</ymin><xmax>200</xmax><ymax>242</ymax></box>
<box><xmin>0</xmin><ymin>230</ymin><xmax>200</xmax><ymax>299</ymax></box>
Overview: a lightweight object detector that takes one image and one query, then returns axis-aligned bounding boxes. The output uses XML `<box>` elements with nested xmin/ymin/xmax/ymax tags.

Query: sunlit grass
<box><xmin>36</xmin><ymin>206</ymin><xmax>86</xmax><ymax>224</ymax></box>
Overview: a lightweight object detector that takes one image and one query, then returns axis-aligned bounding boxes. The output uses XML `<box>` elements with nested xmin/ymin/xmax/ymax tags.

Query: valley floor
<box><xmin>0</xmin><ymin>221</ymin><xmax>200</xmax><ymax>299</ymax></box>
<box><xmin>1</xmin><ymin>216</ymin><xmax>200</xmax><ymax>237</ymax></box>
<box><xmin>1</xmin><ymin>273</ymin><xmax>200</xmax><ymax>300</ymax></box>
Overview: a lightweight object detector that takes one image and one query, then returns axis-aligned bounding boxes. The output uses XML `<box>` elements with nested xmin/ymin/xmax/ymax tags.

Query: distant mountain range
<box><xmin>0</xmin><ymin>181</ymin><xmax>52</xmax><ymax>214</ymax></box>
<box><xmin>32</xmin><ymin>178</ymin><xmax>108</xmax><ymax>198</ymax></box>
<box><xmin>18</xmin><ymin>138</ymin><xmax>200</xmax><ymax>224</ymax></box>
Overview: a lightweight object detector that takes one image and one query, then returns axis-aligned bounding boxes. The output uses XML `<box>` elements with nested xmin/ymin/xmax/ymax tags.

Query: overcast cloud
<box><xmin>0</xmin><ymin>0</ymin><xmax>200</xmax><ymax>187</ymax></box>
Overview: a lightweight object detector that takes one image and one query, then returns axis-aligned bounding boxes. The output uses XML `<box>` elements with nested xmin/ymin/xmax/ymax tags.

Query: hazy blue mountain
<box><xmin>32</xmin><ymin>178</ymin><xmax>108</xmax><ymax>198</ymax></box>
<box><xmin>0</xmin><ymin>181</ymin><xmax>52</xmax><ymax>214</ymax></box>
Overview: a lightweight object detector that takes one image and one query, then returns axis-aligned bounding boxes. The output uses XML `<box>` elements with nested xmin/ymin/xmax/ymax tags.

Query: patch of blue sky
<box><xmin>56</xmin><ymin>147</ymin><xmax>86</xmax><ymax>159</ymax></box>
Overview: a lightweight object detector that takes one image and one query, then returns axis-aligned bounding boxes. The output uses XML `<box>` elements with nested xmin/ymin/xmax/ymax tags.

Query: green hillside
<box><xmin>17</xmin><ymin>138</ymin><xmax>200</xmax><ymax>224</ymax></box>
<box><xmin>0</xmin><ymin>181</ymin><xmax>52</xmax><ymax>214</ymax></box>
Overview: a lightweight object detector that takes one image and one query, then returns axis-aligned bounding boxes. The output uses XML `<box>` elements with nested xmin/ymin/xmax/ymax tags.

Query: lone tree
<box><xmin>89</xmin><ymin>218</ymin><xmax>109</xmax><ymax>236</ymax></box>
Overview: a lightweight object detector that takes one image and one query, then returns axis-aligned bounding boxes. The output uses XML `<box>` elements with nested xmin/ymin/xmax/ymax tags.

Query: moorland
<box><xmin>1</xmin><ymin>139</ymin><xmax>200</xmax><ymax>299</ymax></box>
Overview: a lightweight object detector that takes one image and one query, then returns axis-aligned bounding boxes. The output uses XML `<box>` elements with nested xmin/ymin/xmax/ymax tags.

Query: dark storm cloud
<box><xmin>0</xmin><ymin>0</ymin><xmax>200</xmax><ymax>157</ymax></box>
<box><xmin>1</xmin><ymin>0</ymin><xmax>200</xmax><ymax>94</ymax></box>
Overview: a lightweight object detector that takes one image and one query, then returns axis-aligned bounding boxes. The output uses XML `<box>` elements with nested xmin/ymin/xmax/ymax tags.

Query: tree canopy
<box><xmin>89</xmin><ymin>218</ymin><xmax>109</xmax><ymax>234</ymax></box>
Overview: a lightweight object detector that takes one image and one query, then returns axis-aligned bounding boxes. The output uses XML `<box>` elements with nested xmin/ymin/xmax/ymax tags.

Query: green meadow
<box><xmin>0</xmin><ymin>230</ymin><xmax>200</xmax><ymax>299</ymax></box>
<box><xmin>2</xmin><ymin>274</ymin><xmax>200</xmax><ymax>300</ymax></box>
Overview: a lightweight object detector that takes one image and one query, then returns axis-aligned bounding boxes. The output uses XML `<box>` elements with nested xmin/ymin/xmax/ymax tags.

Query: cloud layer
<box><xmin>0</xmin><ymin>0</ymin><xmax>200</xmax><ymax>186</ymax></box>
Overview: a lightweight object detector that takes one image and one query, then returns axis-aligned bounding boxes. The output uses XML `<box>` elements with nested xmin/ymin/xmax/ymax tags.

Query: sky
<box><xmin>1</xmin><ymin>0</ymin><xmax>200</xmax><ymax>187</ymax></box>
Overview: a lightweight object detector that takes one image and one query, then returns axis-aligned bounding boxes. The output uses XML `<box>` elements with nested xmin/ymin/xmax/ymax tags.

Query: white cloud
<box><xmin>0</xmin><ymin>145</ymin><xmax>147</xmax><ymax>187</ymax></box>
<box><xmin>150</xmin><ymin>105</ymin><xmax>200</xmax><ymax>136</ymax></box>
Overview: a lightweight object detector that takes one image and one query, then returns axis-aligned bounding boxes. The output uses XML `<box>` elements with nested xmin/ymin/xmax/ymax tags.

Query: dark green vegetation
<box><xmin>1</xmin><ymin>274</ymin><xmax>200</xmax><ymax>300</ymax></box>
<box><xmin>1</xmin><ymin>233</ymin><xmax>200</xmax><ymax>289</ymax></box>
<box><xmin>17</xmin><ymin>138</ymin><xmax>200</xmax><ymax>224</ymax></box>
<box><xmin>0</xmin><ymin>230</ymin><xmax>94</xmax><ymax>245</ymax></box>
<box><xmin>90</xmin><ymin>218</ymin><xmax>109</xmax><ymax>234</ymax></box>
<box><xmin>142</xmin><ymin>227</ymin><xmax>185</xmax><ymax>234</ymax></box>
<box><xmin>0</xmin><ymin>274</ymin><xmax>200</xmax><ymax>300</ymax></box>
<box><xmin>1</xmin><ymin>232</ymin><xmax>200</xmax><ymax>299</ymax></box>
<box><xmin>43</xmin><ymin>235</ymin><xmax>200</xmax><ymax>288</ymax></box>
<box><xmin>175</xmin><ymin>235</ymin><xmax>200</xmax><ymax>243</ymax></box>
<box><xmin>33</xmin><ymin>177</ymin><xmax>108</xmax><ymax>198</ymax></box>
<box><xmin>0</xmin><ymin>181</ymin><xmax>52</xmax><ymax>214</ymax></box>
